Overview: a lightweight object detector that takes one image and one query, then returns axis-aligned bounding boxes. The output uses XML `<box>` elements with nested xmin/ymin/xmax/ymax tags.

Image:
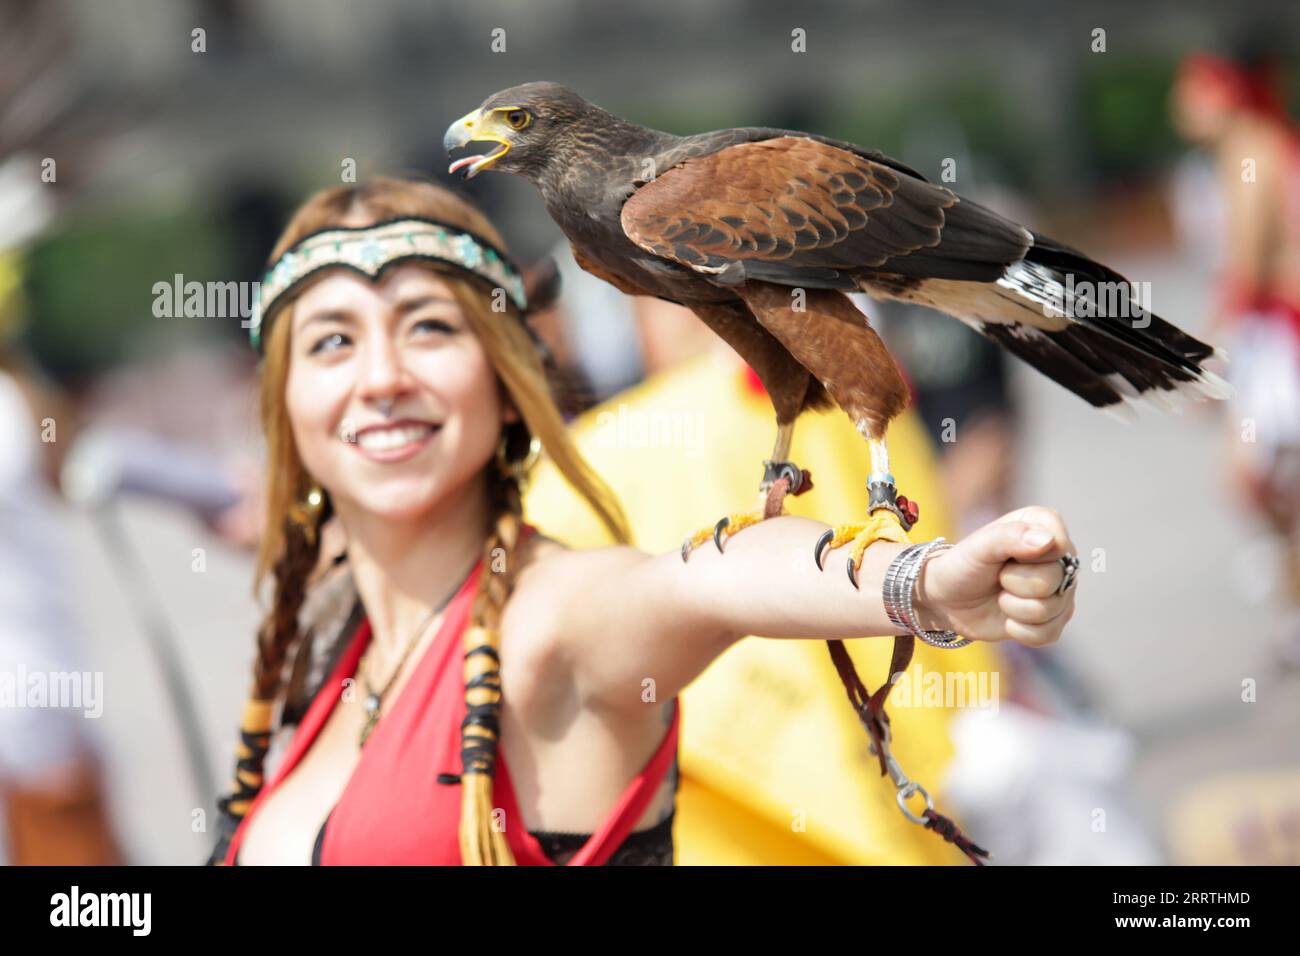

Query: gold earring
<box><xmin>495</xmin><ymin>432</ymin><xmax>541</xmax><ymax>482</ymax></box>
<box><xmin>288</xmin><ymin>484</ymin><xmax>326</xmax><ymax>546</ymax></box>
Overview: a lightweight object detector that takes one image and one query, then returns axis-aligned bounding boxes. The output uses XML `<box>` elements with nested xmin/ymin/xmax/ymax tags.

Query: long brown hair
<box><xmin>209</xmin><ymin>176</ymin><xmax>630</xmax><ymax>866</ymax></box>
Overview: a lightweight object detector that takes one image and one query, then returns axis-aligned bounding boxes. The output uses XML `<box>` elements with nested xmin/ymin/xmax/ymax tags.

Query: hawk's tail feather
<box><xmin>1022</xmin><ymin>234</ymin><xmax>1231</xmax><ymax>367</ymax></box>
<box><xmin>858</xmin><ymin>253</ymin><xmax>1233</xmax><ymax>421</ymax></box>
<box><xmin>976</xmin><ymin>315</ymin><xmax>1231</xmax><ymax>423</ymax></box>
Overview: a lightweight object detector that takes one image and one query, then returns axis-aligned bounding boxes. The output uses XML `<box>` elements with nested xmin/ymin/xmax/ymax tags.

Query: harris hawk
<box><xmin>444</xmin><ymin>82</ymin><xmax>1232</xmax><ymax>581</ymax></box>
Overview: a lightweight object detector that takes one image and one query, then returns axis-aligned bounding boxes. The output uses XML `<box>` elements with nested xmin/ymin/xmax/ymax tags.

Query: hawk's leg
<box><xmin>680</xmin><ymin>421</ymin><xmax>814</xmax><ymax>561</ymax></box>
<box><xmin>812</xmin><ymin>435</ymin><xmax>921</xmax><ymax>588</ymax></box>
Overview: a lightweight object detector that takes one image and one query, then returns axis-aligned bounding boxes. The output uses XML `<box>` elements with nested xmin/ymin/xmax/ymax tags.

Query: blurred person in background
<box><xmin>0</xmin><ymin>250</ymin><xmax>121</xmax><ymax>865</ymax></box>
<box><xmin>1171</xmin><ymin>36</ymin><xmax>1300</xmax><ymax>666</ymax></box>
<box><xmin>543</xmin><ymin>240</ymin><xmax>645</xmax><ymax>413</ymax></box>
<box><xmin>1166</xmin><ymin>32</ymin><xmax>1300</xmax><ymax>866</ymax></box>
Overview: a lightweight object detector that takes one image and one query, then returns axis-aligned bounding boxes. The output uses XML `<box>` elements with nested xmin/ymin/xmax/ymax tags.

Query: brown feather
<box><xmin>569</xmin><ymin>242</ymin><xmax>649</xmax><ymax>297</ymax></box>
<box><xmin>569</xmin><ymin>243</ymin><xmax>830</xmax><ymax>421</ymax></box>
<box><xmin>735</xmin><ymin>284</ymin><xmax>910</xmax><ymax>440</ymax></box>
<box><xmin>621</xmin><ymin>136</ymin><xmax>951</xmax><ymax>274</ymax></box>
<box><xmin>689</xmin><ymin>301</ymin><xmax>831</xmax><ymax>422</ymax></box>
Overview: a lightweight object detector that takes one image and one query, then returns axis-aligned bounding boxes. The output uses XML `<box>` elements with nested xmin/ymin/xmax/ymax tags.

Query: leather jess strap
<box><xmin>826</xmin><ymin>636</ymin><xmax>991</xmax><ymax>865</ymax></box>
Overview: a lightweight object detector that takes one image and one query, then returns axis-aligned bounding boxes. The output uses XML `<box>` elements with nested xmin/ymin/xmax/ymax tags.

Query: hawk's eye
<box><xmin>505</xmin><ymin>109</ymin><xmax>530</xmax><ymax>131</ymax></box>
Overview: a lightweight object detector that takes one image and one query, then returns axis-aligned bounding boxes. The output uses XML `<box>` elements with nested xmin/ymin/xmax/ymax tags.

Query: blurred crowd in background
<box><xmin>2</xmin><ymin>0</ymin><xmax>1298</xmax><ymax>865</ymax></box>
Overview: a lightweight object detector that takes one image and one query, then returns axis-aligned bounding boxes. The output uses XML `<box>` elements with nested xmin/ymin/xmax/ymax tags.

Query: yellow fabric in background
<box><xmin>0</xmin><ymin>252</ymin><xmax>26</xmax><ymax>342</ymax></box>
<box><xmin>523</xmin><ymin>350</ymin><xmax>1010</xmax><ymax>864</ymax></box>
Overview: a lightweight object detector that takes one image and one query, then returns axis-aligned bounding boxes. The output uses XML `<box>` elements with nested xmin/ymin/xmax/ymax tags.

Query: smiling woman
<box><xmin>206</xmin><ymin>175</ymin><xmax>1079</xmax><ymax>868</ymax></box>
<box><xmin>208</xmin><ymin>177</ymin><xmax>640</xmax><ymax>866</ymax></box>
<box><xmin>286</xmin><ymin>268</ymin><xmax>505</xmax><ymax>504</ymax></box>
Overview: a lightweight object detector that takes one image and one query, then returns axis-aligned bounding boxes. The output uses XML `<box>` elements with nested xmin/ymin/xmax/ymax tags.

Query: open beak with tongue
<box><xmin>443</xmin><ymin>108</ymin><xmax>511</xmax><ymax>180</ymax></box>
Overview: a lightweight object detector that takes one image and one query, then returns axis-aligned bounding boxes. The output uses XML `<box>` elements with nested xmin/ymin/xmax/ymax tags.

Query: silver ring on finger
<box><xmin>1056</xmin><ymin>553</ymin><xmax>1080</xmax><ymax>595</ymax></box>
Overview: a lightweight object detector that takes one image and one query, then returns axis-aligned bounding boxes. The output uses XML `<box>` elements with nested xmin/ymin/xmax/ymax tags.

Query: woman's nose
<box><xmin>356</xmin><ymin>335</ymin><xmax>414</xmax><ymax>406</ymax></box>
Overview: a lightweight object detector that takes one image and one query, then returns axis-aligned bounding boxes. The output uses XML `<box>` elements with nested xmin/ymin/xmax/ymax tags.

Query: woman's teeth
<box><xmin>356</xmin><ymin>424</ymin><xmax>435</xmax><ymax>451</ymax></box>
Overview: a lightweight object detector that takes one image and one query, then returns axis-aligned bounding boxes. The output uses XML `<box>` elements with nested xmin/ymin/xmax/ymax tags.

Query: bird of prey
<box><xmin>445</xmin><ymin>82</ymin><xmax>1232</xmax><ymax>581</ymax></box>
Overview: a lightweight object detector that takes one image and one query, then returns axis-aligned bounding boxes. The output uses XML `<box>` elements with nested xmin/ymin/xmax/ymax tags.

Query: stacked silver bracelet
<box><xmin>882</xmin><ymin>538</ymin><xmax>971</xmax><ymax>649</ymax></box>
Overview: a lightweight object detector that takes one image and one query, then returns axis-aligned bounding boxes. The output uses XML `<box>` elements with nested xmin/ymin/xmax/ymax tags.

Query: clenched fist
<box><xmin>915</xmin><ymin>506</ymin><xmax>1078</xmax><ymax>646</ymax></box>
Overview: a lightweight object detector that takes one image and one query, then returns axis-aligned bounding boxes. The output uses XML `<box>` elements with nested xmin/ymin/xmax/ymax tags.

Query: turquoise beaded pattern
<box><xmin>248</xmin><ymin>218</ymin><xmax>528</xmax><ymax>351</ymax></box>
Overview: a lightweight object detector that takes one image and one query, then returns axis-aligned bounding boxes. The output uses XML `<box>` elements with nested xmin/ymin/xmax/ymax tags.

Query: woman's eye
<box><xmin>309</xmin><ymin>331</ymin><xmax>349</xmax><ymax>354</ymax></box>
<box><xmin>412</xmin><ymin>317</ymin><xmax>455</xmax><ymax>336</ymax></box>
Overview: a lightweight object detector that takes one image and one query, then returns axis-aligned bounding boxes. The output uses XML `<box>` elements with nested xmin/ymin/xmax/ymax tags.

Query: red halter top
<box><xmin>224</xmin><ymin>525</ymin><xmax>681</xmax><ymax>865</ymax></box>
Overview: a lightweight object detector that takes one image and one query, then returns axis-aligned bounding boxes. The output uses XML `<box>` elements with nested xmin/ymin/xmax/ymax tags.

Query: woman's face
<box><xmin>285</xmin><ymin>263</ymin><xmax>516</xmax><ymax>522</ymax></box>
<box><xmin>1171</xmin><ymin>72</ymin><xmax>1236</xmax><ymax>144</ymax></box>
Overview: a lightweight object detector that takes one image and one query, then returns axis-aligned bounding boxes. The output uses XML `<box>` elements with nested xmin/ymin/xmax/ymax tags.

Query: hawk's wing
<box><xmin>620</xmin><ymin>136</ymin><xmax>1031</xmax><ymax>288</ymax></box>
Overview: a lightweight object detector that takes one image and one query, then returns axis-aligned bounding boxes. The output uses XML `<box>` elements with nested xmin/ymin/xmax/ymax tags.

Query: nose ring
<box><xmin>376</xmin><ymin>399</ymin><xmax>394</xmax><ymax>417</ymax></box>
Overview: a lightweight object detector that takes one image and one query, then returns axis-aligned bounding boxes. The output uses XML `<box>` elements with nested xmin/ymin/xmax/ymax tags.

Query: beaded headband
<box><xmin>248</xmin><ymin>217</ymin><xmax>530</xmax><ymax>352</ymax></box>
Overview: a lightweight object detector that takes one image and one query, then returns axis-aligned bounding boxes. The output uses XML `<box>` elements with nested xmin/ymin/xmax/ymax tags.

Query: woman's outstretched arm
<box><xmin>524</xmin><ymin>505</ymin><xmax>1077</xmax><ymax>713</ymax></box>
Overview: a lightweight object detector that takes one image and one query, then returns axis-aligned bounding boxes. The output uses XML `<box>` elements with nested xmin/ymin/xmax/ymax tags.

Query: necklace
<box><xmin>357</xmin><ymin>555</ymin><xmax>479</xmax><ymax>747</ymax></box>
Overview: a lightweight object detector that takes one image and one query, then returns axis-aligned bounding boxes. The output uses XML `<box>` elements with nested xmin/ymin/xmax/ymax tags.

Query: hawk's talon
<box><xmin>682</xmin><ymin>459</ymin><xmax>812</xmax><ymax>563</ymax></box>
<box><xmin>814</xmin><ymin>528</ymin><xmax>835</xmax><ymax>571</ymax></box>
<box><xmin>816</xmin><ymin>493</ymin><xmax>922</xmax><ymax>583</ymax></box>
<box><xmin>713</xmin><ymin>517</ymin><xmax>730</xmax><ymax>552</ymax></box>
<box><xmin>682</xmin><ymin>509</ymin><xmax>770</xmax><ymax>561</ymax></box>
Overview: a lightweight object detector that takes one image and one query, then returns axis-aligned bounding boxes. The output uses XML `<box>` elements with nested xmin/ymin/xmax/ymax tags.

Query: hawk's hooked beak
<box><xmin>443</xmin><ymin>109</ymin><xmax>511</xmax><ymax>180</ymax></box>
